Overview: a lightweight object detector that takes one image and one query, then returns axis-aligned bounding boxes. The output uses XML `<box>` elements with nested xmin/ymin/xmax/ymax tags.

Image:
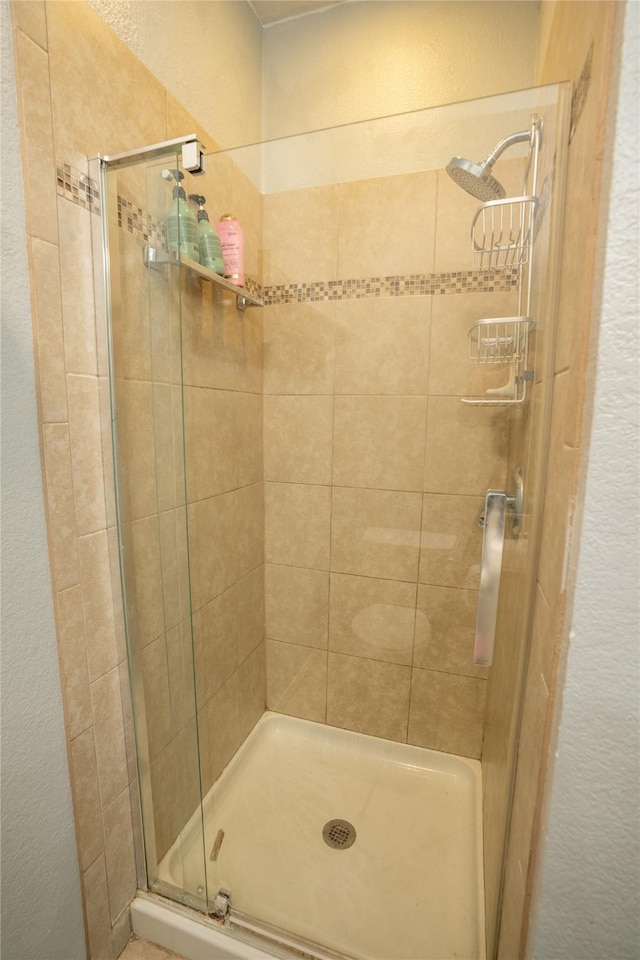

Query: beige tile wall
<box><xmin>262</xmin><ymin>170</ymin><xmax>521</xmax><ymax>758</ymax></box>
<box><xmin>11</xmin><ymin>0</ymin><xmax>265</xmax><ymax>954</ymax></box>
<box><xmin>104</xmin><ymin>50</ymin><xmax>266</xmax><ymax>884</ymax></box>
<box><xmin>496</xmin><ymin>4</ymin><xmax>619</xmax><ymax>957</ymax></box>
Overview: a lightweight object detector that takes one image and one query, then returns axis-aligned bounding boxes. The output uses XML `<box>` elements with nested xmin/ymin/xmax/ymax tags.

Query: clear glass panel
<box><xmin>103</xmin><ymin>153</ymin><xmax>208</xmax><ymax>911</ymax></box>
<box><xmin>482</xmin><ymin>83</ymin><xmax>571</xmax><ymax>954</ymax></box>
<box><xmin>101</xmin><ymin>80</ymin><xmax>569</xmax><ymax>960</ymax></box>
<box><xmin>196</xmin><ymin>82</ymin><xmax>569</xmax><ymax>960</ymax></box>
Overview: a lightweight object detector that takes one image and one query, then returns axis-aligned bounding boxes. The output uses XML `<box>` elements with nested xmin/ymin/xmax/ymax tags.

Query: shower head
<box><xmin>445</xmin><ymin>157</ymin><xmax>506</xmax><ymax>202</ymax></box>
<box><xmin>446</xmin><ymin>127</ymin><xmax>533</xmax><ymax>203</ymax></box>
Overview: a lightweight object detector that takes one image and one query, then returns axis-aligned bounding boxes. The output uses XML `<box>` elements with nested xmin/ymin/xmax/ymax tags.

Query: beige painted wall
<box><xmin>86</xmin><ymin>0</ymin><xmax>263</xmax><ymax>149</ymax></box>
<box><xmin>86</xmin><ymin>0</ymin><xmax>539</xmax><ymax>148</ymax></box>
<box><xmin>262</xmin><ymin>0</ymin><xmax>540</xmax><ymax>138</ymax></box>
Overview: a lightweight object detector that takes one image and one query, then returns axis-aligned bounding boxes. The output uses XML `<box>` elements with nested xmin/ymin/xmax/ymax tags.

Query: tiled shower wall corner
<box><xmin>261</xmin><ymin>159</ymin><xmax>527</xmax><ymax>759</ymax></box>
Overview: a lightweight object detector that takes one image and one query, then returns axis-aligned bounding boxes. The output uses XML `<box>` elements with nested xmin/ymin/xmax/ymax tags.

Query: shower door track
<box><xmin>132</xmin><ymin>890</ymin><xmax>354</xmax><ymax>960</ymax></box>
<box><xmin>223</xmin><ymin>906</ymin><xmax>355</xmax><ymax>960</ymax></box>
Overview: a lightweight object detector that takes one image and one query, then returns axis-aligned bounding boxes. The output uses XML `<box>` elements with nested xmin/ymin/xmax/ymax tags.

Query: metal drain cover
<box><xmin>322</xmin><ymin>819</ymin><xmax>356</xmax><ymax>849</ymax></box>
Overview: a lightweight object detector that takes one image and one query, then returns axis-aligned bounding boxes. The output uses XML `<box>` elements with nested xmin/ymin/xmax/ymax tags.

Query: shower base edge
<box><xmin>130</xmin><ymin>892</ymin><xmax>277</xmax><ymax>960</ymax></box>
<box><xmin>153</xmin><ymin>712</ymin><xmax>485</xmax><ymax>960</ymax></box>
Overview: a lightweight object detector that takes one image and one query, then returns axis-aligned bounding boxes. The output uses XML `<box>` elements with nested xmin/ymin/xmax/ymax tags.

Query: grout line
<box><xmin>325</xmin><ymin>303</ymin><xmax>338</xmax><ymax>726</ymax></box>
<box><xmin>266</xmin><ymin>635</ymin><xmax>328</xmax><ymax>654</ymax></box>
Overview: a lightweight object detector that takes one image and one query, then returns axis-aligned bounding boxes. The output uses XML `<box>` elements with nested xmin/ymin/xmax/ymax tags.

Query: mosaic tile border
<box><xmin>57</xmin><ymin>159</ymin><xmax>520</xmax><ymax>304</ymax></box>
<box><xmin>244</xmin><ymin>277</ymin><xmax>263</xmax><ymax>299</ymax></box>
<box><xmin>117</xmin><ymin>196</ymin><xmax>167</xmax><ymax>248</ymax></box>
<box><xmin>56</xmin><ymin>160</ymin><xmax>167</xmax><ymax>247</ymax></box>
<box><xmin>56</xmin><ymin>162</ymin><xmax>101</xmax><ymax>215</ymax></box>
<box><xmin>262</xmin><ymin>268</ymin><xmax>518</xmax><ymax>305</ymax></box>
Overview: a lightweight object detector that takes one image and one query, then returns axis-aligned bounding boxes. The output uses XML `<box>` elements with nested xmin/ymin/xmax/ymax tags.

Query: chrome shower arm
<box><xmin>483</xmin><ymin>129</ymin><xmax>531</xmax><ymax>170</ymax></box>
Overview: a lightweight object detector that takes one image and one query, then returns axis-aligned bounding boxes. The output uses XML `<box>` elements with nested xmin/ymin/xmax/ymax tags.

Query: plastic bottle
<box><xmin>188</xmin><ymin>194</ymin><xmax>225</xmax><ymax>275</ymax></box>
<box><xmin>162</xmin><ymin>169</ymin><xmax>200</xmax><ymax>262</ymax></box>
<box><xmin>217</xmin><ymin>214</ymin><xmax>244</xmax><ymax>286</ymax></box>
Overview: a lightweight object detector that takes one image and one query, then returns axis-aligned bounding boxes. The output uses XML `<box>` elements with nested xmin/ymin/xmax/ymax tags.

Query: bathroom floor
<box><xmin>159</xmin><ymin>712</ymin><xmax>485</xmax><ymax>960</ymax></box>
<box><xmin>119</xmin><ymin>936</ymin><xmax>186</xmax><ymax>960</ymax></box>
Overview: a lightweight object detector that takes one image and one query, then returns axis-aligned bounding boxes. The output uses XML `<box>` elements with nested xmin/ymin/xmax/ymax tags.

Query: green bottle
<box><xmin>188</xmin><ymin>194</ymin><xmax>225</xmax><ymax>275</ymax></box>
<box><xmin>163</xmin><ymin>169</ymin><xmax>200</xmax><ymax>262</ymax></box>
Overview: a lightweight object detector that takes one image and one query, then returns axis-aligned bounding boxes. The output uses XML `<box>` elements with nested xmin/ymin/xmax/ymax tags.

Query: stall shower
<box><xmin>94</xmin><ymin>82</ymin><xmax>569</xmax><ymax>960</ymax></box>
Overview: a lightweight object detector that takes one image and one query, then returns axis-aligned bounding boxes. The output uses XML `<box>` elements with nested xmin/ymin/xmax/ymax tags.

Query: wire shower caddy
<box><xmin>468</xmin><ymin>317</ymin><xmax>534</xmax><ymax>364</ymax></box>
<box><xmin>462</xmin><ymin>117</ymin><xmax>542</xmax><ymax>406</ymax></box>
<box><xmin>471</xmin><ymin>195</ymin><xmax>538</xmax><ymax>271</ymax></box>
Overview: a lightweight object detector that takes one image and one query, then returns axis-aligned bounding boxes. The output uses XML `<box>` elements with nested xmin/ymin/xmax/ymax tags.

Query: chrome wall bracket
<box><xmin>478</xmin><ymin>465</ymin><xmax>524</xmax><ymax>538</ymax></box>
<box><xmin>97</xmin><ymin>134</ymin><xmax>206</xmax><ymax>171</ymax></box>
<box><xmin>181</xmin><ymin>138</ymin><xmax>205</xmax><ymax>174</ymax></box>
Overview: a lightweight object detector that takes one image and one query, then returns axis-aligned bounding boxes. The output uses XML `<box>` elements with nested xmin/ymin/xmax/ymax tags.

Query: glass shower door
<box><xmin>101</xmin><ymin>150</ymin><xmax>208</xmax><ymax>911</ymax></box>
<box><xmin>193</xmin><ymin>82</ymin><xmax>569</xmax><ymax>960</ymax></box>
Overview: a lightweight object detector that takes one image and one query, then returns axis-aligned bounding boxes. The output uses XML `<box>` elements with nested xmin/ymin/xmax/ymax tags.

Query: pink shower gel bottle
<box><xmin>217</xmin><ymin>214</ymin><xmax>245</xmax><ymax>286</ymax></box>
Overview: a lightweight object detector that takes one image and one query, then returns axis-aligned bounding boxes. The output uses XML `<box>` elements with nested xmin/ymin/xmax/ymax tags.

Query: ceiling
<box><xmin>249</xmin><ymin>1</ymin><xmax>344</xmax><ymax>26</ymax></box>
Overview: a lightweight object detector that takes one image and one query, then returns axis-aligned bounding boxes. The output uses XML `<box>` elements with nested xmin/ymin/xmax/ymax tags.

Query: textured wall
<box><xmin>530</xmin><ymin>3</ymin><xmax>640</xmax><ymax>956</ymax></box>
<box><xmin>0</xmin><ymin>3</ymin><xmax>86</xmax><ymax>957</ymax></box>
<box><xmin>262</xmin><ymin>0</ymin><xmax>539</xmax><ymax>138</ymax></box>
<box><xmin>86</xmin><ymin>0</ymin><xmax>263</xmax><ymax>149</ymax></box>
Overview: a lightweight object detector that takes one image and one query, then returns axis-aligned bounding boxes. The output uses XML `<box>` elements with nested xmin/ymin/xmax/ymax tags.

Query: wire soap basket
<box><xmin>471</xmin><ymin>195</ymin><xmax>538</xmax><ymax>270</ymax></box>
<box><xmin>468</xmin><ymin>317</ymin><xmax>533</xmax><ymax>364</ymax></box>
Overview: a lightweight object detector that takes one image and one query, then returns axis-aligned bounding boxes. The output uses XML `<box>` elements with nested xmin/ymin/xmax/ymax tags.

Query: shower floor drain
<box><xmin>322</xmin><ymin>819</ymin><xmax>356</xmax><ymax>849</ymax></box>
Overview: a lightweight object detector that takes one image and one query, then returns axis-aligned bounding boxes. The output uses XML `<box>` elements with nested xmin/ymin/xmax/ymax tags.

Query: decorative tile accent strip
<box><xmin>262</xmin><ymin>268</ymin><xmax>518</xmax><ymax>305</ymax></box>
<box><xmin>56</xmin><ymin>161</ymin><xmax>101</xmax><ymax>215</ymax></box>
<box><xmin>57</xmin><ymin>158</ymin><xmax>519</xmax><ymax>305</ymax></box>
<box><xmin>569</xmin><ymin>42</ymin><xmax>593</xmax><ymax>144</ymax></box>
<box><xmin>57</xmin><ymin>159</ymin><xmax>168</xmax><ymax>246</ymax></box>
<box><xmin>244</xmin><ymin>277</ymin><xmax>263</xmax><ymax>300</ymax></box>
<box><xmin>117</xmin><ymin>196</ymin><xmax>167</xmax><ymax>248</ymax></box>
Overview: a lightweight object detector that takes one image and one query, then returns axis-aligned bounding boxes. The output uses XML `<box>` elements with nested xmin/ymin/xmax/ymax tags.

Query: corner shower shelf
<box><xmin>471</xmin><ymin>195</ymin><xmax>537</xmax><ymax>270</ymax></box>
<box><xmin>142</xmin><ymin>244</ymin><xmax>263</xmax><ymax>311</ymax></box>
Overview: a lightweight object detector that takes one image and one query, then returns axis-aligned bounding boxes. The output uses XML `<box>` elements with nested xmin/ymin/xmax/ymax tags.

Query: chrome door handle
<box><xmin>473</xmin><ymin>468</ymin><xmax>523</xmax><ymax>666</ymax></box>
<box><xmin>474</xmin><ymin>490</ymin><xmax>507</xmax><ymax>666</ymax></box>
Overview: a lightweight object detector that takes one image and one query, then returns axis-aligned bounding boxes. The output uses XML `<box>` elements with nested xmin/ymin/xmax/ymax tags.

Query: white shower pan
<box><xmin>141</xmin><ymin>712</ymin><xmax>485</xmax><ymax>960</ymax></box>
